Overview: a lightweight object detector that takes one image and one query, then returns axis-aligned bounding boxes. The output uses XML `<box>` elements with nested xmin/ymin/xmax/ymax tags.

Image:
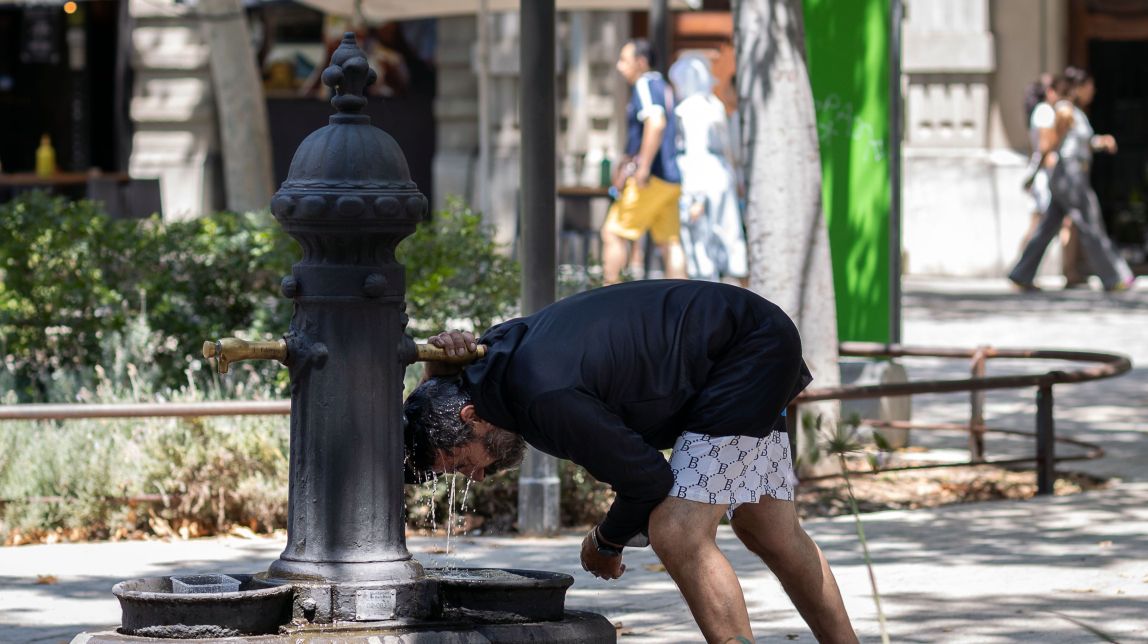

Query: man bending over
<box><xmin>404</xmin><ymin>280</ymin><xmax>856</xmax><ymax>643</ymax></box>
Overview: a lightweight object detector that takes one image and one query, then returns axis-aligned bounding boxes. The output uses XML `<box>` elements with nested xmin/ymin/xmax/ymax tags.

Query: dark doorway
<box><xmin>1087</xmin><ymin>39</ymin><xmax>1148</xmax><ymax>265</ymax></box>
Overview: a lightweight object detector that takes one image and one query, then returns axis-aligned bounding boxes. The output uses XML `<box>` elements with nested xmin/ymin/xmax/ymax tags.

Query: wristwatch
<box><xmin>591</xmin><ymin>526</ymin><xmax>623</xmax><ymax>557</ymax></box>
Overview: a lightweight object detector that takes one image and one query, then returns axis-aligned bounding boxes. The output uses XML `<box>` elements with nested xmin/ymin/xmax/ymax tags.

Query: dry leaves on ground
<box><xmin>796</xmin><ymin>461</ymin><xmax>1107</xmax><ymax>519</ymax></box>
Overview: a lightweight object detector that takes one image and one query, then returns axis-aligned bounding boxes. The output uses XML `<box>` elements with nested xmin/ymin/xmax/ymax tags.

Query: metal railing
<box><xmin>790</xmin><ymin>342</ymin><xmax>1132</xmax><ymax>494</ymax></box>
<box><xmin>0</xmin><ymin>400</ymin><xmax>289</xmax><ymax>421</ymax></box>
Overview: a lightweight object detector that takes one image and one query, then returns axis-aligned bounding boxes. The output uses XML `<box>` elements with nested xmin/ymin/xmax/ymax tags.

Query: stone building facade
<box><xmin>126</xmin><ymin>0</ymin><xmax>223</xmax><ymax>220</ymax></box>
<box><xmin>902</xmin><ymin>0</ymin><xmax>1069</xmax><ymax>277</ymax></box>
<box><xmin>125</xmin><ymin>5</ymin><xmax>631</xmax><ymax>233</ymax></box>
<box><xmin>433</xmin><ymin>11</ymin><xmax>629</xmax><ymax>246</ymax></box>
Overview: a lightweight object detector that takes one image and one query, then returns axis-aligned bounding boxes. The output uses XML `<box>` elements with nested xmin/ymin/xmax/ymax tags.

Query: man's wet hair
<box><xmin>403</xmin><ymin>377</ymin><xmax>526</xmax><ymax>483</ymax></box>
<box><xmin>626</xmin><ymin>38</ymin><xmax>656</xmax><ymax>69</ymax></box>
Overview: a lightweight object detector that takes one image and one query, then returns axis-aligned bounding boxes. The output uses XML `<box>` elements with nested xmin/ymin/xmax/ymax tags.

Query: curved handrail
<box><xmin>795</xmin><ymin>342</ymin><xmax>1132</xmax><ymax>403</ymax></box>
<box><xmin>790</xmin><ymin>342</ymin><xmax>1131</xmax><ymax>491</ymax></box>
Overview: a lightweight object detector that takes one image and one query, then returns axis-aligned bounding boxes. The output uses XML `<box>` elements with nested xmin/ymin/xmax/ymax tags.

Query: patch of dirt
<box><xmin>795</xmin><ymin>460</ymin><xmax>1109</xmax><ymax>519</ymax></box>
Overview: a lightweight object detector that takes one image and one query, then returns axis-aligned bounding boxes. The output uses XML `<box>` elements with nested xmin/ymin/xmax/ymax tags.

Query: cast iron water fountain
<box><xmin>76</xmin><ymin>34</ymin><xmax>614</xmax><ymax>643</ymax></box>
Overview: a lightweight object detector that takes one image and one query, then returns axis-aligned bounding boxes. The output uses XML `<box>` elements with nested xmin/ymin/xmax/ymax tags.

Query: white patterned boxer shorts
<box><xmin>668</xmin><ymin>428</ymin><xmax>797</xmax><ymax>520</ymax></box>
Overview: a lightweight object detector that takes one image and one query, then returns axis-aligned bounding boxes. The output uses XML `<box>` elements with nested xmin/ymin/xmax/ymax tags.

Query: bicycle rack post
<box><xmin>969</xmin><ymin>347</ymin><xmax>988</xmax><ymax>462</ymax></box>
<box><xmin>1036</xmin><ymin>384</ymin><xmax>1056</xmax><ymax>495</ymax></box>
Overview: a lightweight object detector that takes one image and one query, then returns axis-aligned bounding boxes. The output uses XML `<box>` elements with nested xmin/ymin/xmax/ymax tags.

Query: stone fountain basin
<box><xmin>428</xmin><ymin>568</ymin><xmax>573</xmax><ymax>624</ymax></box>
<box><xmin>113</xmin><ymin>573</ymin><xmax>294</xmax><ymax>638</ymax></box>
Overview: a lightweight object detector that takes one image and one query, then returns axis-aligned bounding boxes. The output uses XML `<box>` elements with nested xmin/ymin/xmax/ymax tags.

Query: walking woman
<box><xmin>1020</xmin><ymin>74</ymin><xmax>1086</xmax><ymax>285</ymax></box>
<box><xmin>1009</xmin><ymin>68</ymin><xmax>1134</xmax><ymax>292</ymax></box>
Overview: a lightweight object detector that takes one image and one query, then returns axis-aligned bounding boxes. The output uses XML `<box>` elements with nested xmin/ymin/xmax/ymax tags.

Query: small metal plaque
<box><xmin>355</xmin><ymin>588</ymin><xmax>397</xmax><ymax>621</ymax></box>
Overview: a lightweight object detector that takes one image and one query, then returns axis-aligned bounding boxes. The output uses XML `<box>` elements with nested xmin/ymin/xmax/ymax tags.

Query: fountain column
<box><xmin>262</xmin><ymin>33</ymin><xmax>433</xmax><ymax>622</ymax></box>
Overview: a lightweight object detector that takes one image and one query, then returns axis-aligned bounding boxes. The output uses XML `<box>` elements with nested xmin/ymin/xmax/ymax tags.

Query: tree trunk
<box><xmin>735</xmin><ymin>0</ymin><xmax>840</xmax><ymax>474</ymax></box>
<box><xmin>199</xmin><ymin>0</ymin><xmax>274</xmax><ymax>213</ymax></box>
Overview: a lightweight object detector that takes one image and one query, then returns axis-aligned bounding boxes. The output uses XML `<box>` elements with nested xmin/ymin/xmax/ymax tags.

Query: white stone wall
<box><xmin>559</xmin><ymin>12</ymin><xmax>629</xmax><ymax>186</ymax></box>
<box><xmin>901</xmin><ymin>0</ymin><xmax>1067</xmax><ymax>277</ymax></box>
<box><xmin>903</xmin><ymin>149</ymin><xmax>1037</xmax><ymax>277</ymax></box>
<box><xmin>127</xmin><ymin>0</ymin><xmax>222</xmax><ymax>220</ymax></box>
<box><xmin>432</xmin><ymin>17</ymin><xmax>478</xmax><ymax>215</ymax></box>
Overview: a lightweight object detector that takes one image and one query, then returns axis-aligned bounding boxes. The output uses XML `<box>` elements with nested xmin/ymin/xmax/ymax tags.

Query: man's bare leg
<box><xmin>601</xmin><ymin>227</ymin><xmax>630</xmax><ymax>285</ymax></box>
<box><xmin>649</xmin><ymin>497</ymin><xmax>753</xmax><ymax>643</ymax></box>
<box><xmin>659</xmin><ymin>241</ymin><xmax>688</xmax><ymax>280</ymax></box>
<box><xmin>731</xmin><ymin>497</ymin><xmax>857</xmax><ymax>643</ymax></box>
<box><xmin>627</xmin><ymin>237</ymin><xmax>646</xmax><ymax>279</ymax></box>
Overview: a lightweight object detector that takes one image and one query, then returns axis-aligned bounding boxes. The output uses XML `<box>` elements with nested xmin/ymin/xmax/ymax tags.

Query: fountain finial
<box><xmin>321</xmin><ymin>33</ymin><xmax>376</xmax><ymax>115</ymax></box>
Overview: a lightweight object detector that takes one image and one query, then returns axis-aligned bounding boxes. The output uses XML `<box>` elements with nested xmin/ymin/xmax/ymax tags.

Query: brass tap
<box><xmin>202</xmin><ymin>337</ymin><xmax>288</xmax><ymax>374</ymax></box>
<box><xmin>414</xmin><ymin>343</ymin><xmax>487</xmax><ymax>364</ymax></box>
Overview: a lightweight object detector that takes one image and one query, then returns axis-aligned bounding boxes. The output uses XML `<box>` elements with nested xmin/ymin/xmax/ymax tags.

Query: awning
<box><xmin>295</xmin><ymin>0</ymin><xmax>698</xmax><ymax>23</ymax></box>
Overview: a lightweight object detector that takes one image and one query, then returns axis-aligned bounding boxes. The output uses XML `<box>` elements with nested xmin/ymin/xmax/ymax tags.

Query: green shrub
<box><xmin>0</xmin><ymin>418</ymin><xmax>126</xmax><ymax>538</ymax></box>
<box><xmin>0</xmin><ymin>332</ymin><xmax>290</xmax><ymax>543</ymax></box>
<box><xmin>0</xmin><ymin>192</ymin><xmax>522</xmax><ymax>401</ymax></box>
<box><xmin>399</xmin><ymin>196</ymin><xmax>521</xmax><ymax>337</ymax></box>
<box><xmin>0</xmin><ymin>192</ymin><xmax>295</xmax><ymax>400</ymax></box>
<box><xmin>0</xmin><ymin>413</ymin><xmax>289</xmax><ymax>543</ymax></box>
<box><xmin>138</xmin><ymin>414</ymin><xmax>290</xmax><ymax>535</ymax></box>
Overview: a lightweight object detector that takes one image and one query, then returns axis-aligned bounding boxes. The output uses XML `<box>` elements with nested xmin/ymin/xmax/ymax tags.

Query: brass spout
<box><xmin>202</xmin><ymin>337</ymin><xmax>288</xmax><ymax>374</ymax></box>
<box><xmin>414</xmin><ymin>343</ymin><xmax>487</xmax><ymax>364</ymax></box>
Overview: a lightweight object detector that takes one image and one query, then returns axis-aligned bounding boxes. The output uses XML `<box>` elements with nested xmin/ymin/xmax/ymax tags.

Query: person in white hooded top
<box><xmin>668</xmin><ymin>54</ymin><xmax>749</xmax><ymax>284</ymax></box>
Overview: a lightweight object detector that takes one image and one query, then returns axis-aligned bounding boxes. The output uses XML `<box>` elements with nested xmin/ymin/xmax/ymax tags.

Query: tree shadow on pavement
<box><xmin>870</xmin><ymin>592</ymin><xmax>1144</xmax><ymax>643</ymax></box>
<box><xmin>798</xmin><ymin>486</ymin><xmax>1148</xmax><ymax>570</ymax></box>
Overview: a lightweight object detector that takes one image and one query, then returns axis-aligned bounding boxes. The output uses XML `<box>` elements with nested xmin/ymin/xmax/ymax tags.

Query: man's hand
<box><xmin>580</xmin><ymin>527</ymin><xmax>626</xmax><ymax>580</ymax></box>
<box><xmin>633</xmin><ymin>164</ymin><xmax>651</xmax><ymax>189</ymax></box>
<box><xmin>422</xmin><ymin>330</ymin><xmax>479</xmax><ymax>379</ymax></box>
<box><xmin>428</xmin><ymin>330</ymin><xmax>478</xmax><ymax>358</ymax></box>
<box><xmin>613</xmin><ymin>157</ymin><xmax>634</xmax><ymax>191</ymax></box>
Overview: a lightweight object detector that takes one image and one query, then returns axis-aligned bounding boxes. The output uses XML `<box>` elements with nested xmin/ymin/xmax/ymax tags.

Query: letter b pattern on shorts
<box><xmin>668</xmin><ymin>430</ymin><xmax>796</xmax><ymax>511</ymax></box>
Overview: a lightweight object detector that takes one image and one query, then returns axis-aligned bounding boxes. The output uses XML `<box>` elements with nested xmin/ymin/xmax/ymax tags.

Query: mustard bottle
<box><xmin>36</xmin><ymin>134</ymin><xmax>57</xmax><ymax>177</ymax></box>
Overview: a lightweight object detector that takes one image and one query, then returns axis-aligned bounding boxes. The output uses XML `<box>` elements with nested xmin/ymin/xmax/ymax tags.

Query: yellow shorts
<box><xmin>603</xmin><ymin>176</ymin><xmax>682</xmax><ymax>244</ymax></box>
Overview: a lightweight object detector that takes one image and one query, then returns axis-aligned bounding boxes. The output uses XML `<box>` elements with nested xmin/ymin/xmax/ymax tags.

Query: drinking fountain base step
<box><xmin>74</xmin><ymin>610</ymin><xmax>617</xmax><ymax>644</ymax></box>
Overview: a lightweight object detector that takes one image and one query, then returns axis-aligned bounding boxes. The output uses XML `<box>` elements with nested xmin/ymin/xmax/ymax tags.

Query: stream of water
<box><xmin>418</xmin><ymin>473</ymin><xmax>478</xmax><ymax>573</ymax></box>
<box><xmin>445</xmin><ymin>474</ymin><xmax>457</xmax><ymax>556</ymax></box>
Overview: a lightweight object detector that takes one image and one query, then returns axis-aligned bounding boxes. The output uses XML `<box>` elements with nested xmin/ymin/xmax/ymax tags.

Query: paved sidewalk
<box><xmin>899</xmin><ymin>276</ymin><xmax>1148</xmax><ymax>485</ymax></box>
<box><xmin>2</xmin><ymin>277</ymin><xmax>1146</xmax><ymax>643</ymax></box>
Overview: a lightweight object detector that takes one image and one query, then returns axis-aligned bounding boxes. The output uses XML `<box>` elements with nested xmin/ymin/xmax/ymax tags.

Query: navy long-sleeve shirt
<box><xmin>462</xmin><ymin>281</ymin><xmax>811</xmax><ymax>545</ymax></box>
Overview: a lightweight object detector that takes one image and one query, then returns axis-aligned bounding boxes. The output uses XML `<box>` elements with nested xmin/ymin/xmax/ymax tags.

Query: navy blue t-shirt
<box><xmin>625</xmin><ymin>71</ymin><xmax>681</xmax><ymax>184</ymax></box>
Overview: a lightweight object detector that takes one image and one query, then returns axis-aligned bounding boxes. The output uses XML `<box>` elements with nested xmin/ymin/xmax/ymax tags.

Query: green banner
<box><xmin>802</xmin><ymin>0</ymin><xmax>891</xmax><ymax>343</ymax></box>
